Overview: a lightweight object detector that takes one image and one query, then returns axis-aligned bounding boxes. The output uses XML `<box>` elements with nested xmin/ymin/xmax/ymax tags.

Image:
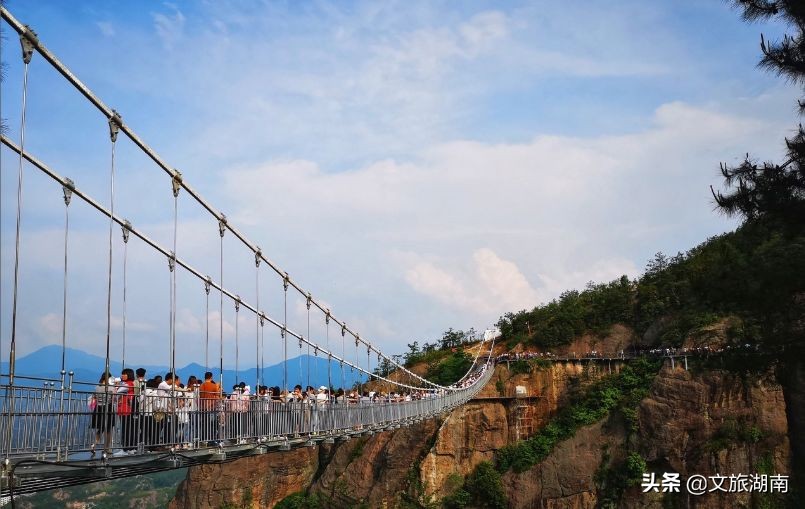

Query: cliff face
<box><xmin>500</xmin><ymin>365</ymin><xmax>791</xmax><ymax>509</ymax></box>
<box><xmin>309</xmin><ymin>418</ymin><xmax>441</xmax><ymax>507</ymax></box>
<box><xmin>170</xmin><ymin>359</ymin><xmax>795</xmax><ymax>508</ymax></box>
<box><xmin>420</xmin><ymin>360</ymin><xmax>622</xmax><ymax>501</ymax></box>
<box><xmin>169</xmin><ymin>447</ymin><xmax>318</xmax><ymax>509</ymax></box>
<box><xmin>502</xmin><ymin>418</ymin><xmax>624</xmax><ymax>509</ymax></box>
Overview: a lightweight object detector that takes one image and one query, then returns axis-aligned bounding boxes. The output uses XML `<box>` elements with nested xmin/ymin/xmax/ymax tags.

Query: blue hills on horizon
<box><xmin>0</xmin><ymin>345</ymin><xmax>366</xmax><ymax>391</ymax></box>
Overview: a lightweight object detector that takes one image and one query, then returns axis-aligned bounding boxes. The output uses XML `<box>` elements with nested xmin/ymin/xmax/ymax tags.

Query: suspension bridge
<box><xmin>0</xmin><ymin>6</ymin><xmax>496</xmax><ymax>498</ymax></box>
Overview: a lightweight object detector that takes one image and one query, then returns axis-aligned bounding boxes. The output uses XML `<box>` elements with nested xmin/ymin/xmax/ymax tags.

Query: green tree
<box><xmin>713</xmin><ymin>2</ymin><xmax>805</xmax><ymax>226</ymax></box>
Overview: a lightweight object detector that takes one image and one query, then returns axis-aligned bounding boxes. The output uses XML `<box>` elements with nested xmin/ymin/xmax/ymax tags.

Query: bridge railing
<box><xmin>0</xmin><ymin>365</ymin><xmax>492</xmax><ymax>461</ymax></box>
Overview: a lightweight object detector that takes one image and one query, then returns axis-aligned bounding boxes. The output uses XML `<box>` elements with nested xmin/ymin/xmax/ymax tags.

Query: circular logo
<box><xmin>686</xmin><ymin>474</ymin><xmax>708</xmax><ymax>496</ymax></box>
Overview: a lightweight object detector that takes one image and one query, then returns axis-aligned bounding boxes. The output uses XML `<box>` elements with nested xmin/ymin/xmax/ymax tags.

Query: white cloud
<box><xmin>153</xmin><ymin>3</ymin><xmax>185</xmax><ymax>50</ymax></box>
<box><xmin>473</xmin><ymin>248</ymin><xmax>540</xmax><ymax>311</ymax></box>
<box><xmin>405</xmin><ymin>259</ymin><xmax>486</xmax><ymax>313</ymax></box>
<box><xmin>176</xmin><ymin>310</ymin><xmax>235</xmax><ymax>337</ymax></box>
<box><xmin>96</xmin><ymin>21</ymin><xmax>115</xmax><ymax>37</ymax></box>
<box><xmin>220</xmin><ymin>99</ymin><xmax>782</xmax><ymax>335</ymax></box>
<box><xmin>404</xmin><ymin>248</ymin><xmax>539</xmax><ymax>315</ymax></box>
<box><xmin>110</xmin><ymin>315</ymin><xmax>155</xmax><ymax>333</ymax></box>
<box><xmin>174</xmin><ymin>307</ymin><xmax>203</xmax><ymax>334</ymax></box>
<box><xmin>38</xmin><ymin>313</ymin><xmax>62</xmax><ymax>337</ymax></box>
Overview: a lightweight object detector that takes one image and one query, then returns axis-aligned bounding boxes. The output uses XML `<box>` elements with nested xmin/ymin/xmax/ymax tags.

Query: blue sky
<box><xmin>0</xmin><ymin>1</ymin><xmax>800</xmax><ymax>375</ymax></box>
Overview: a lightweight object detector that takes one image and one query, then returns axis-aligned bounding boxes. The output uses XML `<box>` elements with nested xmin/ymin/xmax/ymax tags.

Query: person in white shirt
<box><xmin>158</xmin><ymin>373</ymin><xmax>179</xmax><ymax>446</ymax></box>
<box><xmin>142</xmin><ymin>378</ymin><xmax>162</xmax><ymax>450</ymax></box>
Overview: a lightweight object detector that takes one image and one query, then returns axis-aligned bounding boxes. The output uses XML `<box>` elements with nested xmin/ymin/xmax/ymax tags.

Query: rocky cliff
<box><xmin>169</xmin><ymin>356</ymin><xmax>796</xmax><ymax>508</ymax></box>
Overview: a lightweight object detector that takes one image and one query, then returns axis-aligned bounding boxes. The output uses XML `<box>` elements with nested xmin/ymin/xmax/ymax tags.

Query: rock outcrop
<box><xmin>169</xmin><ymin>447</ymin><xmax>318</xmax><ymax>509</ymax></box>
<box><xmin>310</xmin><ymin>418</ymin><xmax>440</xmax><ymax>508</ymax></box>
<box><xmin>498</xmin><ymin>365</ymin><xmax>791</xmax><ymax>509</ymax></box>
<box><xmin>170</xmin><ymin>356</ymin><xmax>795</xmax><ymax>508</ymax></box>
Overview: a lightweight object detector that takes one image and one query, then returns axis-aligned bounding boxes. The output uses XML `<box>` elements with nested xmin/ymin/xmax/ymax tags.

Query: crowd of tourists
<box><xmin>494</xmin><ymin>343</ymin><xmax>755</xmax><ymax>363</ymax></box>
<box><xmin>88</xmin><ymin>364</ymin><xmax>488</xmax><ymax>457</ymax></box>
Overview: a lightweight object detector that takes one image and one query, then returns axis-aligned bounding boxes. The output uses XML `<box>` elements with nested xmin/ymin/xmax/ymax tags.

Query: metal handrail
<box><xmin>0</xmin><ymin>366</ymin><xmax>493</xmax><ymax>462</ymax></box>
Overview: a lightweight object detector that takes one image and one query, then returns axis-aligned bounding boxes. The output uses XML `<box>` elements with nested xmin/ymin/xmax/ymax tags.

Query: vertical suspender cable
<box><xmin>282</xmin><ymin>273</ymin><xmax>289</xmax><ymax>394</ymax></box>
<box><xmin>306</xmin><ymin>293</ymin><xmax>311</xmax><ymax>388</ymax></box>
<box><xmin>355</xmin><ymin>335</ymin><xmax>360</xmax><ymax>395</ymax></box>
<box><xmin>255</xmin><ymin>250</ymin><xmax>261</xmax><ymax>390</ymax></box>
<box><xmin>218</xmin><ymin>216</ymin><xmax>226</xmax><ymax>387</ymax></box>
<box><xmin>55</xmin><ymin>179</ymin><xmax>74</xmax><ymax>462</ymax></box>
<box><xmin>60</xmin><ymin>179</ymin><xmax>74</xmax><ymax>374</ymax></box>
<box><xmin>104</xmin><ymin>111</ymin><xmax>121</xmax><ymax>388</ymax></box>
<box><xmin>121</xmin><ymin>221</ymin><xmax>130</xmax><ymax>368</ymax></box>
<box><xmin>170</xmin><ymin>171</ymin><xmax>181</xmax><ymax>411</ymax></box>
<box><xmin>259</xmin><ymin>313</ymin><xmax>265</xmax><ymax>389</ymax></box>
<box><xmin>234</xmin><ymin>297</ymin><xmax>240</xmax><ymax>384</ymax></box>
<box><xmin>260</xmin><ymin>312</ymin><xmax>266</xmax><ymax>387</ymax></box>
<box><xmin>7</xmin><ymin>29</ymin><xmax>35</xmax><ymax>393</ymax></box>
<box><xmin>340</xmin><ymin>324</ymin><xmax>346</xmax><ymax>392</ymax></box>
<box><xmin>325</xmin><ymin>310</ymin><xmax>331</xmax><ymax>392</ymax></box>
<box><xmin>204</xmin><ymin>277</ymin><xmax>211</xmax><ymax>371</ymax></box>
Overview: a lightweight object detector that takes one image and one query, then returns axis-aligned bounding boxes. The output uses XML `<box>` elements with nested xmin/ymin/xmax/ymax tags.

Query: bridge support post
<box><xmin>670</xmin><ymin>357</ymin><xmax>675</xmax><ymax>370</ymax></box>
<box><xmin>684</xmin><ymin>356</ymin><xmax>688</xmax><ymax>371</ymax></box>
<box><xmin>1</xmin><ymin>471</ymin><xmax>16</xmax><ymax>498</ymax></box>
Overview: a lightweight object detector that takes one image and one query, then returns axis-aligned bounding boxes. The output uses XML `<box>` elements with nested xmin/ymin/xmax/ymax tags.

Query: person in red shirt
<box><xmin>115</xmin><ymin>368</ymin><xmax>136</xmax><ymax>453</ymax></box>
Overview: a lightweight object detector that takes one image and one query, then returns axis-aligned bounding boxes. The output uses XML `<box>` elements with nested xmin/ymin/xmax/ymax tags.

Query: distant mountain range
<box><xmin>0</xmin><ymin>345</ymin><xmax>366</xmax><ymax>390</ymax></box>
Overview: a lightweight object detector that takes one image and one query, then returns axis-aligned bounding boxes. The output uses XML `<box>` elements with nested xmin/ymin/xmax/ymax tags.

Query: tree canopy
<box><xmin>712</xmin><ymin>1</ymin><xmax>805</xmax><ymax>226</ymax></box>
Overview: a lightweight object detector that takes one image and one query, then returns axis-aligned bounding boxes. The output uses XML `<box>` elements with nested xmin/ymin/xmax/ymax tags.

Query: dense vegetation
<box><xmin>497</xmin><ymin>217</ymin><xmax>804</xmax><ymax>353</ymax></box>
<box><xmin>425</xmin><ymin>351</ymin><xmax>473</xmax><ymax>386</ymax></box>
<box><xmin>441</xmin><ymin>461</ymin><xmax>507</xmax><ymax>509</ymax></box>
<box><xmin>373</xmin><ymin>328</ymin><xmax>478</xmax><ymax>380</ymax></box>
<box><xmin>17</xmin><ymin>469</ymin><xmax>187</xmax><ymax>509</ymax></box>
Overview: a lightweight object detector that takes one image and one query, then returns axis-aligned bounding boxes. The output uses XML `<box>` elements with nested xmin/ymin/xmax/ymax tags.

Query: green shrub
<box><xmin>465</xmin><ymin>462</ymin><xmax>506</xmax><ymax>509</ymax></box>
<box><xmin>441</xmin><ymin>463</ymin><xmax>507</xmax><ymax>509</ymax></box>
<box><xmin>705</xmin><ymin>420</ymin><xmax>766</xmax><ymax>452</ymax></box>
<box><xmin>509</xmin><ymin>359</ymin><xmax>531</xmax><ymax>375</ymax></box>
<box><xmin>442</xmin><ymin>488</ymin><xmax>471</xmax><ymax>509</ymax></box>
<box><xmin>348</xmin><ymin>438</ymin><xmax>367</xmax><ymax>463</ymax></box>
<box><xmin>625</xmin><ymin>452</ymin><xmax>646</xmax><ymax>485</ymax></box>
<box><xmin>426</xmin><ymin>352</ymin><xmax>473</xmax><ymax>386</ymax></box>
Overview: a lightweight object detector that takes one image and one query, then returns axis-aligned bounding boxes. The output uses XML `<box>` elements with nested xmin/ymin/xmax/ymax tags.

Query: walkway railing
<box><xmin>0</xmin><ymin>366</ymin><xmax>493</xmax><ymax>465</ymax></box>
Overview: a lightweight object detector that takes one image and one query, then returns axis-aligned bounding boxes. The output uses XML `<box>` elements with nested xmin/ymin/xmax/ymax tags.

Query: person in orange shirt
<box><xmin>198</xmin><ymin>371</ymin><xmax>221</xmax><ymax>445</ymax></box>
